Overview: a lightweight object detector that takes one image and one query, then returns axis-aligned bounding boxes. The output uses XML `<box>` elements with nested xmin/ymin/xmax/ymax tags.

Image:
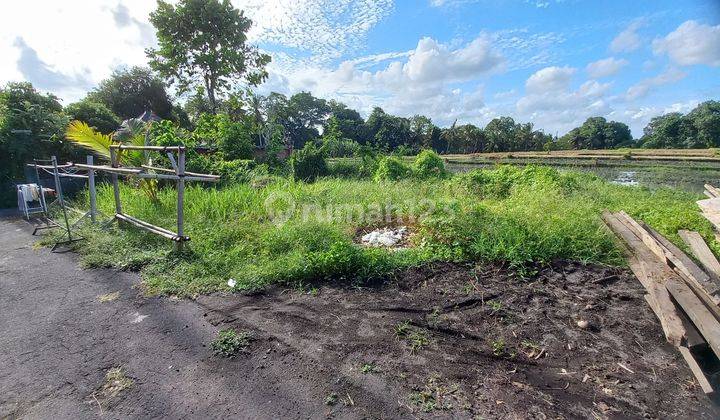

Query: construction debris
<box><xmin>602</xmin><ymin>211</ymin><xmax>720</xmax><ymax>395</ymax></box>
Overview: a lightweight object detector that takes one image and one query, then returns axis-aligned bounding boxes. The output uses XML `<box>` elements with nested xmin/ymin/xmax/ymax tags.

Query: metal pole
<box><xmin>52</xmin><ymin>156</ymin><xmax>72</xmax><ymax>241</ymax></box>
<box><xmin>33</xmin><ymin>159</ymin><xmax>48</xmax><ymax>213</ymax></box>
<box><xmin>109</xmin><ymin>147</ymin><xmax>122</xmax><ymax>215</ymax></box>
<box><xmin>176</xmin><ymin>148</ymin><xmax>185</xmax><ymax>252</ymax></box>
<box><xmin>87</xmin><ymin>155</ymin><xmax>97</xmax><ymax>222</ymax></box>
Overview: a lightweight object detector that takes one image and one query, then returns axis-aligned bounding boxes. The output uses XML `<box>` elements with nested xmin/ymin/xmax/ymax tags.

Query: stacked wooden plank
<box><xmin>602</xmin><ymin>211</ymin><xmax>720</xmax><ymax>395</ymax></box>
<box><xmin>698</xmin><ymin>184</ymin><xmax>720</xmax><ymax>233</ymax></box>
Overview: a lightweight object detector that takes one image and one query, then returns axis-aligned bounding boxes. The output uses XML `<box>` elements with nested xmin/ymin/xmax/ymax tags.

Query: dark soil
<box><xmin>1</xmin><ymin>217</ymin><xmax>719</xmax><ymax>419</ymax></box>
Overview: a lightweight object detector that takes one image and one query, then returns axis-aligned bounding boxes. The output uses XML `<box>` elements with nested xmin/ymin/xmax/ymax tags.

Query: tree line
<box><xmin>2</xmin><ymin>0</ymin><xmax>720</xmax><ymax>206</ymax></box>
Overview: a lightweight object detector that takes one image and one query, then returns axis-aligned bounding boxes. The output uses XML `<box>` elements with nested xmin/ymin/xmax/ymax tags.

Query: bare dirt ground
<box><xmin>1</xmin><ymin>217</ymin><xmax>719</xmax><ymax>419</ymax></box>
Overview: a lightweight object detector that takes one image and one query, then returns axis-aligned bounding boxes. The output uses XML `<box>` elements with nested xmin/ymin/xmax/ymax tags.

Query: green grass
<box><xmin>66</xmin><ymin>165</ymin><xmax>716</xmax><ymax>296</ymax></box>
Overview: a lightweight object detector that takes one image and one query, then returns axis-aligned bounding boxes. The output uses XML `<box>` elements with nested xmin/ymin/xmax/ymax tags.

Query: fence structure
<box><xmin>26</xmin><ymin>155</ymin><xmax>98</xmax><ymax>250</ymax></box>
<box><xmin>70</xmin><ymin>145</ymin><xmax>218</xmax><ymax>251</ymax></box>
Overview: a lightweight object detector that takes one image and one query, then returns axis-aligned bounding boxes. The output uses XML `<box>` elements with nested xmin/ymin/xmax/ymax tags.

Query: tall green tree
<box><xmin>687</xmin><ymin>101</ymin><xmax>720</xmax><ymax>148</ymax></box>
<box><xmin>87</xmin><ymin>67</ymin><xmax>175</xmax><ymax>120</ymax></box>
<box><xmin>147</xmin><ymin>0</ymin><xmax>271</xmax><ymax>114</ymax></box>
<box><xmin>65</xmin><ymin>99</ymin><xmax>121</xmax><ymax>134</ymax></box>
<box><xmin>560</xmin><ymin>117</ymin><xmax>632</xmax><ymax>149</ymax></box>
<box><xmin>0</xmin><ymin>82</ymin><xmax>74</xmax><ymax>206</ymax></box>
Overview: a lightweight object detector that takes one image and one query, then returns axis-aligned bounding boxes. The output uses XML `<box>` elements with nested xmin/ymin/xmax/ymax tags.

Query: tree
<box><xmin>484</xmin><ymin>117</ymin><xmax>516</xmax><ymax>152</ymax></box>
<box><xmin>87</xmin><ymin>67</ymin><xmax>175</xmax><ymax>120</ymax></box>
<box><xmin>326</xmin><ymin>100</ymin><xmax>367</xmax><ymax>144</ymax></box>
<box><xmin>560</xmin><ymin>117</ymin><xmax>632</xmax><ymax>149</ymax></box>
<box><xmin>147</xmin><ymin>0</ymin><xmax>271</xmax><ymax>114</ymax></box>
<box><xmin>452</xmin><ymin>124</ymin><xmax>485</xmax><ymax>153</ymax></box>
<box><xmin>65</xmin><ymin>100</ymin><xmax>121</xmax><ymax>134</ymax></box>
<box><xmin>410</xmin><ymin>115</ymin><xmax>441</xmax><ymax>152</ymax></box>
<box><xmin>687</xmin><ymin>101</ymin><xmax>720</xmax><ymax>148</ymax></box>
<box><xmin>639</xmin><ymin>113</ymin><xmax>694</xmax><ymax>148</ymax></box>
<box><xmin>0</xmin><ymin>82</ymin><xmax>73</xmax><ymax>206</ymax></box>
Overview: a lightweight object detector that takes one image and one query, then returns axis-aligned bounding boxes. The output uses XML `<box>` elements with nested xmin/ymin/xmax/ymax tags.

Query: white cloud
<box><xmin>625</xmin><ymin>68</ymin><xmax>687</xmax><ymax>100</ymax></box>
<box><xmin>652</xmin><ymin>20</ymin><xmax>720</xmax><ymax>67</ymax></box>
<box><xmin>586</xmin><ymin>57</ymin><xmax>629</xmax><ymax>79</ymax></box>
<box><xmin>236</xmin><ymin>0</ymin><xmax>393</xmax><ymax>62</ymax></box>
<box><xmin>620</xmin><ymin>99</ymin><xmax>700</xmax><ymax>136</ymax></box>
<box><xmin>0</xmin><ymin>0</ymin><xmax>157</xmax><ymax>102</ymax></box>
<box><xmin>610</xmin><ymin>20</ymin><xmax>645</xmax><ymax>53</ymax></box>
<box><xmin>516</xmin><ymin>69</ymin><xmax>614</xmax><ymax>135</ymax></box>
<box><xmin>525</xmin><ymin>66</ymin><xmax>576</xmax><ymax>94</ymax></box>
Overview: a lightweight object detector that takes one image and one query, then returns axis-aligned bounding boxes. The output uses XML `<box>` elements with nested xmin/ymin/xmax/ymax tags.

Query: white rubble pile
<box><xmin>361</xmin><ymin>226</ymin><xmax>407</xmax><ymax>247</ymax></box>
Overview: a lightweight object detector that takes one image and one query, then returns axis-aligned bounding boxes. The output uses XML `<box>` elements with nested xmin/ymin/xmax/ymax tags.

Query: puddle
<box><xmin>612</xmin><ymin>171</ymin><xmax>639</xmax><ymax>186</ymax></box>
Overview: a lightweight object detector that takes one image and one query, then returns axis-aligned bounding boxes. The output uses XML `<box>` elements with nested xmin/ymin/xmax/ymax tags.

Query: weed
<box><xmin>487</xmin><ymin>300</ymin><xmax>503</xmax><ymax>312</ymax></box>
<box><xmin>521</xmin><ymin>339</ymin><xmax>540</xmax><ymax>351</ymax></box>
<box><xmin>307</xmin><ymin>287</ymin><xmax>319</xmax><ymax>296</ymax></box>
<box><xmin>98</xmin><ymin>291</ymin><xmax>120</xmax><ymax>302</ymax></box>
<box><xmin>211</xmin><ymin>329</ymin><xmax>251</xmax><ymax>357</ymax></box>
<box><xmin>100</xmin><ymin>367</ymin><xmax>134</xmax><ymax>399</ymax></box>
<box><xmin>426</xmin><ymin>308</ymin><xmax>441</xmax><ymax>327</ymax></box>
<box><xmin>491</xmin><ymin>338</ymin><xmax>506</xmax><ymax>356</ymax></box>
<box><xmin>394</xmin><ymin>321</ymin><xmax>430</xmax><ymax>353</ymax></box>
<box><xmin>409</xmin><ymin>374</ymin><xmax>456</xmax><ymax>412</ymax></box>
<box><xmin>361</xmin><ymin>363</ymin><xmax>378</xmax><ymax>374</ymax></box>
<box><xmin>325</xmin><ymin>392</ymin><xmax>338</xmax><ymax>406</ymax></box>
<box><xmin>394</xmin><ymin>320</ymin><xmax>411</xmax><ymax>338</ymax></box>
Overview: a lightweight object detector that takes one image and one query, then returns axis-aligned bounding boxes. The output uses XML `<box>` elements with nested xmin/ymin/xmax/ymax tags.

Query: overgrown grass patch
<box><xmin>68</xmin><ymin>165</ymin><xmax>715</xmax><ymax>296</ymax></box>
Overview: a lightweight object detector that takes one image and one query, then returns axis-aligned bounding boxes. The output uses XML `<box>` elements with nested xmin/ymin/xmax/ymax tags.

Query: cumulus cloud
<box><xmin>525</xmin><ymin>66</ymin><xmax>576</xmax><ymax>94</ymax></box>
<box><xmin>586</xmin><ymin>57</ymin><xmax>628</xmax><ymax>79</ymax></box>
<box><xmin>0</xmin><ymin>0</ymin><xmax>157</xmax><ymax>102</ymax></box>
<box><xmin>13</xmin><ymin>37</ymin><xmax>93</xmax><ymax>93</ymax></box>
<box><xmin>236</xmin><ymin>0</ymin><xmax>393</xmax><ymax>62</ymax></box>
<box><xmin>625</xmin><ymin>68</ymin><xmax>687</xmax><ymax>100</ymax></box>
<box><xmin>652</xmin><ymin>20</ymin><xmax>720</xmax><ymax>67</ymax></box>
<box><xmin>620</xmin><ymin>99</ymin><xmax>701</xmax><ymax>136</ymax></box>
<box><xmin>610</xmin><ymin>20</ymin><xmax>645</xmax><ymax>53</ymax></box>
<box><xmin>516</xmin><ymin>67</ymin><xmax>614</xmax><ymax>135</ymax></box>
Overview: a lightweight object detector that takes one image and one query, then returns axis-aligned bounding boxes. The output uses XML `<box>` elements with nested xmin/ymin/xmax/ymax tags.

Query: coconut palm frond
<box><xmin>113</xmin><ymin>118</ymin><xmax>146</xmax><ymax>143</ymax></box>
<box><xmin>65</xmin><ymin>120</ymin><xmax>112</xmax><ymax>158</ymax></box>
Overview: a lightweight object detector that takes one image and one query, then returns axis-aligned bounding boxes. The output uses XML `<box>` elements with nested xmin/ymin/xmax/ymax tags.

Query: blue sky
<box><xmin>1</xmin><ymin>0</ymin><xmax>719</xmax><ymax>137</ymax></box>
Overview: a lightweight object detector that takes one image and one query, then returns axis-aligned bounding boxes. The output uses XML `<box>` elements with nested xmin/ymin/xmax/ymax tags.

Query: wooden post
<box><xmin>87</xmin><ymin>155</ymin><xmax>97</xmax><ymax>222</ymax></box>
<box><xmin>176</xmin><ymin>147</ymin><xmax>185</xmax><ymax>252</ymax></box>
<box><xmin>52</xmin><ymin>156</ymin><xmax>72</xmax><ymax>241</ymax></box>
<box><xmin>109</xmin><ymin>147</ymin><xmax>122</xmax><ymax>215</ymax></box>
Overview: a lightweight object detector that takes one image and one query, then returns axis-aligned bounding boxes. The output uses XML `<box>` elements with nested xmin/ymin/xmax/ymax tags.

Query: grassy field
<box><xmin>60</xmin><ymin>164</ymin><xmax>717</xmax><ymax>297</ymax></box>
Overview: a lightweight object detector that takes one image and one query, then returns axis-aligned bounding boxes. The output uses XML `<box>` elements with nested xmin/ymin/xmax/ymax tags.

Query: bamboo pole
<box><xmin>141</xmin><ymin>164</ymin><xmax>220</xmax><ymax>179</ymax></box>
<box><xmin>72</xmin><ymin>163</ymin><xmax>142</xmax><ymax>174</ymax></box>
<box><xmin>115</xmin><ymin>213</ymin><xmax>185</xmax><ymax>241</ymax></box>
<box><xmin>176</xmin><ymin>148</ymin><xmax>186</xmax><ymax>252</ymax></box>
<box><xmin>110</xmin><ymin>145</ymin><xmax>184</xmax><ymax>151</ymax></box>
<box><xmin>109</xmin><ymin>148</ymin><xmax>122</xmax><ymax>214</ymax></box>
<box><xmin>52</xmin><ymin>156</ymin><xmax>72</xmax><ymax>242</ymax></box>
<box><xmin>87</xmin><ymin>155</ymin><xmax>97</xmax><ymax>223</ymax></box>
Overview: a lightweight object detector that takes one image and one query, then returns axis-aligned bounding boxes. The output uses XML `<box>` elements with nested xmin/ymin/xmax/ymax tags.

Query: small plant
<box><xmin>487</xmin><ymin>300</ymin><xmax>502</xmax><ymax>312</ymax></box>
<box><xmin>408</xmin><ymin>330</ymin><xmax>430</xmax><ymax>353</ymax></box>
<box><xmin>361</xmin><ymin>363</ymin><xmax>378</xmax><ymax>374</ymax></box>
<box><xmin>373</xmin><ymin>156</ymin><xmax>412</xmax><ymax>181</ymax></box>
<box><xmin>325</xmin><ymin>392</ymin><xmax>338</xmax><ymax>405</ymax></box>
<box><xmin>290</xmin><ymin>142</ymin><xmax>328</xmax><ymax>182</ymax></box>
<box><xmin>394</xmin><ymin>320</ymin><xmax>411</xmax><ymax>338</ymax></box>
<box><xmin>426</xmin><ymin>308</ymin><xmax>441</xmax><ymax>327</ymax></box>
<box><xmin>491</xmin><ymin>338</ymin><xmax>507</xmax><ymax>356</ymax></box>
<box><xmin>307</xmin><ymin>287</ymin><xmax>319</xmax><ymax>296</ymax></box>
<box><xmin>521</xmin><ymin>339</ymin><xmax>540</xmax><ymax>351</ymax></box>
<box><xmin>100</xmin><ymin>367</ymin><xmax>134</xmax><ymax>399</ymax></box>
<box><xmin>211</xmin><ymin>329</ymin><xmax>251</xmax><ymax>357</ymax></box>
<box><xmin>409</xmin><ymin>375</ymin><xmax>454</xmax><ymax>412</ymax></box>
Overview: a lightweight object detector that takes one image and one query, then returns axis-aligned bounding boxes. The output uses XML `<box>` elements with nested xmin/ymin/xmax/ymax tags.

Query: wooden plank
<box><xmin>679</xmin><ymin>230</ymin><xmax>720</xmax><ymax>284</ymax></box>
<box><xmin>678</xmin><ymin>346</ymin><xmax>714</xmax><ymax>395</ymax></box>
<box><xmin>665</xmin><ymin>276</ymin><xmax>720</xmax><ymax>358</ymax></box>
<box><xmin>616</xmin><ymin>212</ymin><xmax>667</xmax><ymax>260</ymax></box>
<box><xmin>705</xmin><ymin>184</ymin><xmax>720</xmax><ymax>198</ymax></box>
<box><xmin>644</xmin><ymin>293</ymin><xmax>707</xmax><ymax>350</ymax></box>
<box><xmin>642</xmin><ymin>224</ymin><xmax>720</xmax><ymax>298</ymax></box>
<box><xmin>602</xmin><ymin>212</ymin><xmax>686</xmax><ymax>346</ymax></box>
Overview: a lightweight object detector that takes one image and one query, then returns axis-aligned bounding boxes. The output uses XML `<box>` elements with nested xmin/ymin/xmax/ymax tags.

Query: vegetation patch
<box><xmin>211</xmin><ymin>329</ymin><xmax>251</xmax><ymax>357</ymax></box>
<box><xmin>63</xmin><ymin>164</ymin><xmax>716</xmax><ymax>296</ymax></box>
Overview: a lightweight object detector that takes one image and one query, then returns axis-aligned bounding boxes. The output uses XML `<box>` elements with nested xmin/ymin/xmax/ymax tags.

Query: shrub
<box><xmin>327</xmin><ymin>160</ymin><xmax>363</xmax><ymax>178</ymax></box>
<box><xmin>373</xmin><ymin>156</ymin><xmax>412</xmax><ymax>181</ymax></box>
<box><xmin>213</xmin><ymin>159</ymin><xmax>256</xmax><ymax>184</ymax></box>
<box><xmin>290</xmin><ymin>142</ymin><xmax>328</xmax><ymax>182</ymax></box>
<box><xmin>413</xmin><ymin>149</ymin><xmax>447</xmax><ymax>178</ymax></box>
